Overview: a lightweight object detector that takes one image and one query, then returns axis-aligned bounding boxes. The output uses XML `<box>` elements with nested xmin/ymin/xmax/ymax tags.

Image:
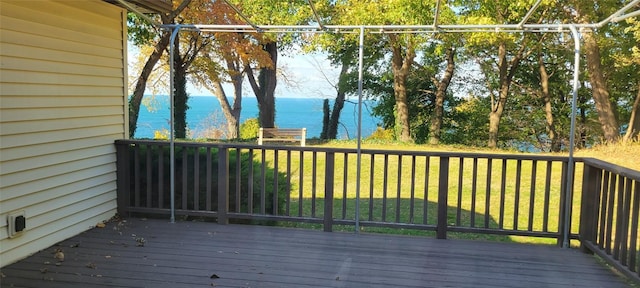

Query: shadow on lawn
<box><xmin>279</xmin><ymin>197</ymin><xmax>514</xmax><ymax>243</ymax></box>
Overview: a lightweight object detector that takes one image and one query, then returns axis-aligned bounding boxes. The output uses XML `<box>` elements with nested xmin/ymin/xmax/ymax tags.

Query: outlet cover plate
<box><xmin>8</xmin><ymin>210</ymin><xmax>26</xmax><ymax>238</ymax></box>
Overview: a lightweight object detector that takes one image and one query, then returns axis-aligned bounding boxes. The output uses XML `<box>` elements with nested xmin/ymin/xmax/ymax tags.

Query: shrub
<box><xmin>129</xmin><ymin>144</ymin><xmax>287</xmax><ymax>218</ymax></box>
<box><xmin>240</xmin><ymin>118</ymin><xmax>260</xmax><ymax>140</ymax></box>
<box><xmin>366</xmin><ymin>127</ymin><xmax>394</xmax><ymax>141</ymax></box>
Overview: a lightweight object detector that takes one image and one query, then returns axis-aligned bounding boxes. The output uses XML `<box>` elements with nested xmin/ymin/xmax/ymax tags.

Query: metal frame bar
<box><xmin>169</xmin><ymin>25</ymin><xmax>181</xmax><ymax>223</ymax></box>
<box><xmin>221</xmin><ymin>0</ymin><xmax>261</xmax><ymax>30</ymax></box>
<box><xmin>563</xmin><ymin>25</ymin><xmax>581</xmax><ymax>248</ymax></box>
<box><xmin>433</xmin><ymin>0</ymin><xmax>441</xmax><ymax>28</ymax></box>
<box><xmin>160</xmin><ymin>0</ymin><xmax>638</xmax><ymax>233</ymax></box>
<box><xmin>598</xmin><ymin>0</ymin><xmax>640</xmax><ymax>26</ymax></box>
<box><xmin>114</xmin><ymin>0</ymin><xmax>161</xmax><ymax>27</ymax></box>
<box><xmin>518</xmin><ymin>0</ymin><xmax>543</xmax><ymax>28</ymax></box>
<box><xmin>307</xmin><ymin>0</ymin><xmax>325</xmax><ymax>30</ymax></box>
<box><xmin>161</xmin><ymin>23</ymin><xmax>604</xmax><ymax>33</ymax></box>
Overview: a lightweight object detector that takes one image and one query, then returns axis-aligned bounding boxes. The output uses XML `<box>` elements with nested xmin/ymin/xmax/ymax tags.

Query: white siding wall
<box><xmin>0</xmin><ymin>0</ymin><xmax>127</xmax><ymax>266</ymax></box>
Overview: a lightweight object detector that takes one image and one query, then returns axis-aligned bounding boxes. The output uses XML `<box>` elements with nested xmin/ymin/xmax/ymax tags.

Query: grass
<box><xmin>244</xmin><ymin>139</ymin><xmax>640</xmax><ymax>247</ymax></box>
<box><xmin>249</xmin><ymin>143</ymin><xmax>569</xmax><ymax>244</ymax></box>
<box><xmin>574</xmin><ymin>140</ymin><xmax>640</xmax><ymax>171</ymax></box>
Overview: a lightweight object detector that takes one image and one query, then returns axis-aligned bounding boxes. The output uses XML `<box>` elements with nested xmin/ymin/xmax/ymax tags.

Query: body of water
<box><xmin>135</xmin><ymin>96</ymin><xmax>380</xmax><ymax>140</ymax></box>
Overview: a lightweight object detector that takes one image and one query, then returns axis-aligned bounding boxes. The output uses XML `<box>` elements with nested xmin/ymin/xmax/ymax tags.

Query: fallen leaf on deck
<box><xmin>96</xmin><ymin>222</ymin><xmax>106</xmax><ymax>228</ymax></box>
<box><xmin>54</xmin><ymin>249</ymin><xmax>64</xmax><ymax>262</ymax></box>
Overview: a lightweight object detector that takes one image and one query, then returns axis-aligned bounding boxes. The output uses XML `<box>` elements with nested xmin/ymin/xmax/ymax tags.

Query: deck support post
<box><xmin>561</xmin><ymin>24</ymin><xmax>581</xmax><ymax>248</ymax></box>
<box><xmin>437</xmin><ymin>156</ymin><xmax>450</xmax><ymax>239</ymax></box>
<box><xmin>324</xmin><ymin>151</ymin><xmax>335</xmax><ymax>232</ymax></box>
<box><xmin>217</xmin><ymin>146</ymin><xmax>229</xmax><ymax>225</ymax></box>
<box><xmin>580</xmin><ymin>162</ymin><xmax>602</xmax><ymax>254</ymax></box>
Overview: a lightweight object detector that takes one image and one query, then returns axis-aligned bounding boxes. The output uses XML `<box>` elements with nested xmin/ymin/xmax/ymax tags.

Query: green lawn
<box><xmin>244</xmin><ymin>140</ymin><xmax>640</xmax><ymax>245</ymax></box>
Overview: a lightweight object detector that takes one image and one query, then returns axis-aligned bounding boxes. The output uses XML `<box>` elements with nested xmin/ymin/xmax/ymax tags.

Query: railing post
<box><xmin>324</xmin><ymin>151</ymin><xmax>335</xmax><ymax>232</ymax></box>
<box><xmin>580</xmin><ymin>162</ymin><xmax>602</xmax><ymax>254</ymax></box>
<box><xmin>579</xmin><ymin>161</ymin><xmax>602</xmax><ymax>253</ymax></box>
<box><xmin>437</xmin><ymin>156</ymin><xmax>450</xmax><ymax>239</ymax></box>
<box><xmin>217</xmin><ymin>146</ymin><xmax>229</xmax><ymax>225</ymax></box>
<box><xmin>115</xmin><ymin>141</ymin><xmax>131</xmax><ymax>217</ymax></box>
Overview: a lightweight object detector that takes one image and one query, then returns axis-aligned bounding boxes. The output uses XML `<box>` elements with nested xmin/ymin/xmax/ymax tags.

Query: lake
<box><xmin>134</xmin><ymin>95</ymin><xmax>381</xmax><ymax>140</ymax></box>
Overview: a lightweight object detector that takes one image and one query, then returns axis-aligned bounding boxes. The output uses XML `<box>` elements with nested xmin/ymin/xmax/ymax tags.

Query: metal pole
<box><xmin>355</xmin><ymin>26</ymin><xmax>365</xmax><ymax>233</ymax></box>
<box><xmin>169</xmin><ymin>25</ymin><xmax>181</xmax><ymax>223</ymax></box>
<box><xmin>517</xmin><ymin>0</ymin><xmax>543</xmax><ymax>28</ymax></box>
<box><xmin>563</xmin><ymin>25</ymin><xmax>581</xmax><ymax>248</ymax></box>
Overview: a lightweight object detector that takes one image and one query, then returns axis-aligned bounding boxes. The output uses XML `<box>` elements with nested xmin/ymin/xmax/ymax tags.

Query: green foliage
<box><xmin>130</xmin><ymin>145</ymin><xmax>287</xmax><ymax>216</ymax></box>
<box><xmin>240</xmin><ymin>118</ymin><xmax>261</xmax><ymax>140</ymax></box>
<box><xmin>370</xmin><ymin>62</ymin><xmax>467</xmax><ymax>144</ymax></box>
<box><xmin>446</xmin><ymin>97</ymin><xmax>490</xmax><ymax>146</ymax></box>
<box><xmin>365</xmin><ymin>127</ymin><xmax>395</xmax><ymax>141</ymax></box>
<box><xmin>126</xmin><ymin>12</ymin><xmax>157</xmax><ymax>46</ymax></box>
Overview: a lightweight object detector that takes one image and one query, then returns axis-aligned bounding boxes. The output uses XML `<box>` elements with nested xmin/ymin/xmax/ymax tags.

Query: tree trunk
<box><xmin>211</xmin><ymin>79</ymin><xmax>242</xmax><ymax>139</ymax></box>
<box><xmin>129</xmin><ymin>32</ymin><xmax>171</xmax><ymax>138</ymax></box>
<box><xmin>582</xmin><ymin>29</ymin><xmax>620</xmax><ymax>142</ymax></box>
<box><xmin>488</xmin><ymin>42</ymin><xmax>509</xmax><ymax>148</ymax></box>
<box><xmin>247</xmin><ymin>41</ymin><xmax>278</xmax><ymax>128</ymax></box>
<box><xmin>321</xmin><ymin>99</ymin><xmax>330</xmax><ymax>139</ymax></box>
<box><xmin>128</xmin><ymin>0</ymin><xmax>192</xmax><ymax>138</ymax></box>
<box><xmin>429</xmin><ymin>47</ymin><xmax>455</xmax><ymax>145</ymax></box>
<box><xmin>539</xmin><ymin>53</ymin><xmax>560</xmax><ymax>152</ymax></box>
<box><xmin>623</xmin><ymin>81</ymin><xmax>640</xmax><ymax>141</ymax></box>
<box><xmin>488</xmin><ymin>41</ymin><xmax>526</xmax><ymax>148</ymax></box>
<box><xmin>325</xmin><ymin>63</ymin><xmax>349</xmax><ymax>140</ymax></box>
<box><xmin>173</xmin><ymin>36</ymin><xmax>188</xmax><ymax>139</ymax></box>
<box><xmin>389</xmin><ymin>34</ymin><xmax>415</xmax><ymax>142</ymax></box>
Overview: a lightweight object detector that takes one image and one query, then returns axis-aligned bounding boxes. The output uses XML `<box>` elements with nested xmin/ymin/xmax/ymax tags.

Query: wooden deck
<box><xmin>1</xmin><ymin>218</ymin><xmax>630</xmax><ymax>288</ymax></box>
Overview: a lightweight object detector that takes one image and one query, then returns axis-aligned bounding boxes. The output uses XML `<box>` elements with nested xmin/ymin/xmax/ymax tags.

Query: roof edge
<box><xmin>104</xmin><ymin>0</ymin><xmax>172</xmax><ymax>14</ymax></box>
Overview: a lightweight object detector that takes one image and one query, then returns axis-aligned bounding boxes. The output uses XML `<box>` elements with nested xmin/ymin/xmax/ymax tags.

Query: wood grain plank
<box><xmin>1</xmin><ymin>218</ymin><xmax>630</xmax><ymax>288</ymax></box>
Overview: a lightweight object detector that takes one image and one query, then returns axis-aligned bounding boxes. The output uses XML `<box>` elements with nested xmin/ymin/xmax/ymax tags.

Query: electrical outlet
<box><xmin>8</xmin><ymin>210</ymin><xmax>26</xmax><ymax>238</ymax></box>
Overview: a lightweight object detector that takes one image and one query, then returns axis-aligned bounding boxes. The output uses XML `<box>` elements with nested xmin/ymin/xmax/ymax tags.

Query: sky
<box><xmin>189</xmin><ymin>51</ymin><xmax>341</xmax><ymax>99</ymax></box>
<box><xmin>128</xmin><ymin>42</ymin><xmax>341</xmax><ymax>99</ymax></box>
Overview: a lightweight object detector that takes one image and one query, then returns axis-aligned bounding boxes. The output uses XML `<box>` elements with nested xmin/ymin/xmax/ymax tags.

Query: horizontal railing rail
<box><xmin>579</xmin><ymin>157</ymin><xmax>640</xmax><ymax>283</ymax></box>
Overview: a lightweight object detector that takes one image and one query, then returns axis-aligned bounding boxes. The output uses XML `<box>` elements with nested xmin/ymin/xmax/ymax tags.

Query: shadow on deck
<box><xmin>1</xmin><ymin>218</ymin><xmax>630</xmax><ymax>288</ymax></box>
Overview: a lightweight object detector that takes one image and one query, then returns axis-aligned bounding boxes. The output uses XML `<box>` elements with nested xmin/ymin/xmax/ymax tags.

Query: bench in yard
<box><xmin>258</xmin><ymin>128</ymin><xmax>306</xmax><ymax>147</ymax></box>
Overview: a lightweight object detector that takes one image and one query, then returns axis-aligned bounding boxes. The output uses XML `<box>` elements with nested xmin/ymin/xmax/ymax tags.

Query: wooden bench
<box><xmin>258</xmin><ymin>128</ymin><xmax>306</xmax><ymax>147</ymax></box>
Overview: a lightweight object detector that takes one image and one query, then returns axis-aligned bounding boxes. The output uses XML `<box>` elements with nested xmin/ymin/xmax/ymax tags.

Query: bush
<box><xmin>240</xmin><ymin>118</ymin><xmax>260</xmax><ymax>140</ymax></box>
<box><xmin>366</xmin><ymin>127</ymin><xmax>395</xmax><ymax>141</ymax></box>
<box><xmin>129</xmin><ymin>144</ymin><xmax>287</xmax><ymax>218</ymax></box>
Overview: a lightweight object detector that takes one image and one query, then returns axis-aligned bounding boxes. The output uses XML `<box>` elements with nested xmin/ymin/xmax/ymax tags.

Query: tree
<box><xmin>428</xmin><ymin>46</ymin><xmax>456</xmax><ymax>145</ymax></box>
<box><xmin>188</xmin><ymin>1</ymin><xmax>272</xmax><ymax>139</ymax></box>
<box><xmin>323</xmin><ymin>63</ymin><xmax>349</xmax><ymax>139</ymax></box>
<box><xmin>459</xmin><ymin>0</ymin><xmax>547</xmax><ymax>148</ymax></box>
<box><xmin>616</xmin><ymin>19</ymin><xmax>640</xmax><ymax>141</ymax></box>
<box><xmin>567</xmin><ymin>0</ymin><xmax>621</xmax><ymax>142</ymax></box>
<box><xmin>168</xmin><ymin>1</ymin><xmax>213</xmax><ymax>138</ymax></box>
<box><xmin>127</xmin><ymin>0</ymin><xmax>191</xmax><ymax>138</ymax></box>
<box><xmin>229</xmin><ymin>0</ymin><xmax>314</xmax><ymax>128</ymax></box>
<box><xmin>327</xmin><ymin>0</ymin><xmax>436</xmax><ymax>142</ymax></box>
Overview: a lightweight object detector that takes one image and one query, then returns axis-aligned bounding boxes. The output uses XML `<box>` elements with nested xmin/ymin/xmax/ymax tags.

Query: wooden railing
<box><xmin>579</xmin><ymin>158</ymin><xmax>640</xmax><ymax>282</ymax></box>
<box><xmin>115</xmin><ymin>139</ymin><xmax>640</xmax><ymax>283</ymax></box>
<box><xmin>115</xmin><ymin>140</ymin><xmax>576</xmax><ymax>239</ymax></box>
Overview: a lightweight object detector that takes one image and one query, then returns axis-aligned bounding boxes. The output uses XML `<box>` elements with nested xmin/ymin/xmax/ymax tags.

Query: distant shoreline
<box><xmin>134</xmin><ymin>95</ymin><xmax>380</xmax><ymax>140</ymax></box>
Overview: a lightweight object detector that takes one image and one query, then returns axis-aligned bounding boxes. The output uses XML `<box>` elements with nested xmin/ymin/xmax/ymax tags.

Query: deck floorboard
<box><xmin>1</xmin><ymin>218</ymin><xmax>630</xmax><ymax>288</ymax></box>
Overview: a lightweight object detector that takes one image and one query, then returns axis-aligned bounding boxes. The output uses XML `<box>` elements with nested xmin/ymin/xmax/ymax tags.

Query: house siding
<box><xmin>0</xmin><ymin>0</ymin><xmax>127</xmax><ymax>266</ymax></box>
